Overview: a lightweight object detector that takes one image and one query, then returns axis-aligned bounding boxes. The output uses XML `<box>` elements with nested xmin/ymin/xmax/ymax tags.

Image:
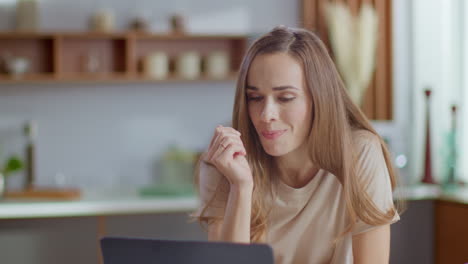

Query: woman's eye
<box><xmin>279</xmin><ymin>97</ymin><xmax>296</xmax><ymax>102</ymax></box>
<box><xmin>247</xmin><ymin>96</ymin><xmax>263</xmax><ymax>102</ymax></box>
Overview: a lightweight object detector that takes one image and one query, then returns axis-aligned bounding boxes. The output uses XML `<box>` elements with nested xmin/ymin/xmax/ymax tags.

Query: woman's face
<box><xmin>246</xmin><ymin>52</ymin><xmax>312</xmax><ymax>157</ymax></box>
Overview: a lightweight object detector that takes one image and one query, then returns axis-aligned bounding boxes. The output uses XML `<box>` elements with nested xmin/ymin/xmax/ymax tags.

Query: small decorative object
<box><xmin>15</xmin><ymin>0</ymin><xmax>39</xmax><ymax>31</ymax></box>
<box><xmin>422</xmin><ymin>89</ymin><xmax>436</xmax><ymax>184</ymax></box>
<box><xmin>446</xmin><ymin>105</ymin><xmax>458</xmax><ymax>185</ymax></box>
<box><xmin>205</xmin><ymin>51</ymin><xmax>230</xmax><ymax>79</ymax></box>
<box><xmin>143</xmin><ymin>52</ymin><xmax>169</xmax><ymax>79</ymax></box>
<box><xmin>160</xmin><ymin>145</ymin><xmax>197</xmax><ymax>188</ymax></box>
<box><xmin>81</xmin><ymin>52</ymin><xmax>100</xmax><ymax>73</ymax></box>
<box><xmin>90</xmin><ymin>9</ymin><xmax>115</xmax><ymax>32</ymax></box>
<box><xmin>129</xmin><ymin>18</ymin><xmax>148</xmax><ymax>32</ymax></box>
<box><xmin>325</xmin><ymin>2</ymin><xmax>379</xmax><ymax>106</ymax></box>
<box><xmin>129</xmin><ymin>10</ymin><xmax>151</xmax><ymax>32</ymax></box>
<box><xmin>170</xmin><ymin>14</ymin><xmax>185</xmax><ymax>34</ymax></box>
<box><xmin>129</xmin><ymin>17</ymin><xmax>149</xmax><ymax>32</ymax></box>
<box><xmin>1</xmin><ymin>53</ymin><xmax>30</xmax><ymax>78</ymax></box>
<box><xmin>0</xmin><ymin>155</ymin><xmax>24</xmax><ymax>199</ymax></box>
<box><xmin>139</xmin><ymin>145</ymin><xmax>198</xmax><ymax>196</ymax></box>
<box><xmin>176</xmin><ymin>51</ymin><xmax>201</xmax><ymax>80</ymax></box>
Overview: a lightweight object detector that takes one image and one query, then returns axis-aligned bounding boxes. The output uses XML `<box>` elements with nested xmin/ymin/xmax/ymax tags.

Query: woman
<box><xmin>192</xmin><ymin>26</ymin><xmax>401</xmax><ymax>264</ymax></box>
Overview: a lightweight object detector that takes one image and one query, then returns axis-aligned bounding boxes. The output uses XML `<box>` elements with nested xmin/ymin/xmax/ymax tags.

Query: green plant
<box><xmin>1</xmin><ymin>155</ymin><xmax>24</xmax><ymax>177</ymax></box>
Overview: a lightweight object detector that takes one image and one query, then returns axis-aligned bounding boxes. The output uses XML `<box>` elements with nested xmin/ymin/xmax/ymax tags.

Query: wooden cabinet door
<box><xmin>435</xmin><ymin>200</ymin><xmax>468</xmax><ymax>264</ymax></box>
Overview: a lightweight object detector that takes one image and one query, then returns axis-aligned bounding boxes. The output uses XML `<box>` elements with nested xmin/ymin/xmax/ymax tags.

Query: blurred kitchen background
<box><xmin>0</xmin><ymin>0</ymin><xmax>466</xmax><ymax>263</ymax></box>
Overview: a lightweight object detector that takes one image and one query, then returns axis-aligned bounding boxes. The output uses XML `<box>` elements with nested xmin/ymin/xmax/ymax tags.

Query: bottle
<box><xmin>24</xmin><ymin>120</ymin><xmax>37</xmax><ymax>190</ymax></box>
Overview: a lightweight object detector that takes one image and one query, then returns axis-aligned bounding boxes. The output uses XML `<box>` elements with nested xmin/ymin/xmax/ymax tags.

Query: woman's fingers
<box><xmin>212</xmin><ymin>131</ymin><xmax>240</xmax><ymax>149</ymax></box>
<box><xmin>222</xmin><ymin>143</ymin><xmax>247</xmax><ymax>160</ymax></box>
<box><xmin>205</xmin><ymin>127</ymin><xmax>251</xmax><ymax>185</ymax></box>
<box><xmin>211</xmin><ymin>142</ymin><xmax>246</xmax><ymax>166</ymax></box>
<box><xmin>219</xmin><ymin>136</ymin><xmax>246</xmax><ymax>156</ymax></box>
<box><xmin>217</xmin><ymin>125</ymin><xmax>241</xmax><ymax>136</ymax></box>
<box><xmin>206</xmin><ymin>127</ymin><xmax>244</xmax><ymax>161</ymax></box>
<box><xmin>210</xmin><ymin>141</ymin><xmax>234</xmax><ymax>165</ymax></box>
<box><xmin>208</xmin><ymin>137</ymin><xmax>245</xmax><ymax>163</ymax></box>
<box><xmin>207</xmin><ymin>127</ymin><xmax>239</xmax><ymax>150</ymax></box>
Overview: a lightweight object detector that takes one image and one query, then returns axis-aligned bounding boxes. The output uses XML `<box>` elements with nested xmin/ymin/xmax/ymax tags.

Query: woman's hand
<box><xmin>203</xmin><ymin>125</ymin><xmax>253</xmax><ymax>188</ymax></box>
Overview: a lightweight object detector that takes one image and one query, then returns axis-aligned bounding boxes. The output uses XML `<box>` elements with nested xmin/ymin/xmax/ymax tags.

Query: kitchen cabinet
<box><xmin>0</xmin><ymin>192</ymin><xmax>199</xmax><ymax>264</ymax></box>
<box><xmin>435</xmin><ymin>200</ymin><xmax>468</xmax><ymax>264</ymax></box>
<box><xmin>0</xmin><ymin>32</ymin><xmax>247</xmax><ymax>84</ymax></box>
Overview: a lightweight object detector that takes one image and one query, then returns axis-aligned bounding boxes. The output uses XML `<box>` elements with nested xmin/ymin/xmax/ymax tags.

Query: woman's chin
<box><xmin>262</xmin><ymin>144</ymin><xmax>289</xmax><ymax>157</ymax></box>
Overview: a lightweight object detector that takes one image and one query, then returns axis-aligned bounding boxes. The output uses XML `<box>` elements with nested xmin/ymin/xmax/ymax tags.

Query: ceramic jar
<box><xmin>176</xmin><ymin>51</ymin><xmax>201</xmax><ymax>80</ymax></box>
<box><xmin>144</xmin><ymin>52</ymin><xmax>169</xmax><ymax>79</ymax></box>
<box><xmin>205</xmin><ymin>51</ymin><xmax>229</xmax><ymax>79</ymax></box>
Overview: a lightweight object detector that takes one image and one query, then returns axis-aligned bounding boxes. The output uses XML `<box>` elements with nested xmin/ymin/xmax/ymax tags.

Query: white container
<box><xmin>16</xmin><ymin>0</ymin><xmax>38</xmax><ymax>31</ymax></box>
<box><xmin>4</xmin><ymin>56</ymin><xmax>30</xmax><ymax>78</ymax></box>
<box><xmin>176</xmin><ymin>51</ymin><xmax>201</xmax><ymax>80</ymax></box>
<box><xmin>144</xmin><ymin>52</ymin><xmax>169</xmax><ymax>80</ymax></box>
<box><xmin>205</xmin><ymin>51</ymin><xmax>230</xmax><ymax>79</ymax></box>
<box><xmin>91</xmin><ymin>9</ymin><xmax>115</xmax><ymax>32</ymax></box>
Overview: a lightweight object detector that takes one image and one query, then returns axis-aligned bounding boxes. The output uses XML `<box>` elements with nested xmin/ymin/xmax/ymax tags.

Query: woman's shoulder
<box><xmin>350</xmin><ymin>129</ymin><xmax>387</xmax><ymax>174</ymax></box>
<box><xmin>351</xmin><ymin>129</ymin><xmax>381</xmax><ymax>152</ymax></box>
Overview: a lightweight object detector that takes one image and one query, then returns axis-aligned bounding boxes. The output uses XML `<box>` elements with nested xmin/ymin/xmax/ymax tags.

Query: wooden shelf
<box><xmin>0</xmin><ymin>31</ymin><xmax>246</xmax><ymax>39</ymax></box>
<box><xmin>0</xmin><ymin>73</ymin><xmax>55</xmax><ymax>82</ymax></box>
<box><xmin>0</xmin><ymin>31</ymin><xmax>247</xmax><ymax>84</ymax></box>
<box><xmin>59</xmin><ymin>36</ymin><xmax>127</xmax><ymax>74</ymax></box>
<box><xmin>0</xmin><ymin>72</ymin><xmax>238</xmax><ymax>84</ymax></box>
<box><xmin>0</xmin><ymin>37</ymin><xmax>54</xmax><ymax>75</ymax></box>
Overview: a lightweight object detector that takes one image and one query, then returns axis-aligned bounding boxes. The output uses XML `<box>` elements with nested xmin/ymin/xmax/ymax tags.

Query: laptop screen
<box><xmin>100</xmin><ymin>237</ymin><xmax>274</xmax><ymax>264</ymax></box>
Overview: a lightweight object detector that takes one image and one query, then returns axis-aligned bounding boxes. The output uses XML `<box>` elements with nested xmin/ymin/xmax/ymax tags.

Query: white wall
<box><xmin>0</xmin><ymin>0</ymin><xmax>299</xmax><ymax>34</ymax></box>
<box><xmin>410</xmin><ymin>0</ymin><xmax>465</xmax><ymax>184</ymax></box>
<box><xmin>461</xmin><ymin>0</ymin><xmax>468</xmax><ymax>183</ymax></box>
<box><xmin>0</xmin><ymin>83</ymin><xmax>238</xmax><ymax>188</ymax></box>
<box><xmin>372</xmin><ymin>0</ymin><xmax>413</xmax><ymax>184</ymax></box>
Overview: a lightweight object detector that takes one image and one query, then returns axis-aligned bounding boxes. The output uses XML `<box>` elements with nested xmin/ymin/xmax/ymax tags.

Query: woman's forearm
<box><xmin>219</xmin><ymin>182</ymin><xmax>253</xmax><ymax>243</ymax></box>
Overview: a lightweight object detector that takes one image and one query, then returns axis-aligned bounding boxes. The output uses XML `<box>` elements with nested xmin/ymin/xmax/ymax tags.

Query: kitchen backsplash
<box><xmin>0</xmin><ymin>82</ymin><xmax>235</xmax><ymax>189</ymax></box>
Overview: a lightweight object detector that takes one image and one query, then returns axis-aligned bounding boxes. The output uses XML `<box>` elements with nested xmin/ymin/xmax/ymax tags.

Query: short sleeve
<box><xmin>193</xmin><ymin>161</ymin><xmax>230</xmax><ymax>219</ymax></box>
<box><xmin>351</xmin><ymin>131</ymin><xmax>400</xmax><ymax>235</ymax></box>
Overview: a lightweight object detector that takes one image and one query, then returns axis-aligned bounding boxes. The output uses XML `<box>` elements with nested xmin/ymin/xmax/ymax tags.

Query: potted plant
<box><xmin>0</xmin><ymin>155</ymin><xmax>24</xmax><ymax>198</ymax></box>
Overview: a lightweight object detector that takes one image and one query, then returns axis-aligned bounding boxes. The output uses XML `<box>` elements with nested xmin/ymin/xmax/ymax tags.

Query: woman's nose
<box><xmin>260</xmin><ymin>100</ymin><xmax>278</xmax><ymax>123</ymax></box>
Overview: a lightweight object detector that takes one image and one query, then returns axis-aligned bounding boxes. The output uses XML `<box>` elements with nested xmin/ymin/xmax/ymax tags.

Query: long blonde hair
<box><xmin>194</xmin><ymin>26</ymin><xmax>403</xmax><ymax>242</ymax></box>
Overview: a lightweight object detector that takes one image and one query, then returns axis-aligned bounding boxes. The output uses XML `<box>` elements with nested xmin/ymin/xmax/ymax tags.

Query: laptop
<box><xmin>100</xmin><ymin>237</ymin><xmax>274</xmax><ymax>264</ymax></box>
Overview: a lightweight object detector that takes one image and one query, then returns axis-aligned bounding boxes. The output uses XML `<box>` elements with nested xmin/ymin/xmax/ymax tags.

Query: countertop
<box><xmin>394</xmin><ymin>184</ymin><xmax>468</xmax><ymax>204</ymax></box>
<box><xmin>0</xmin><ymin>188</ymin><xmax>199</xmax><ymax>219</ymax></box>
<box><xmin>1</xmin><ymin>184</ymin><xmax>467</xmax><ymax>219</ymax></box>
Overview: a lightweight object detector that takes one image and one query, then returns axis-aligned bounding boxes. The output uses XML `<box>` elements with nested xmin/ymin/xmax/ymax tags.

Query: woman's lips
<box><xmin>261</xmin><ymin>130</ymin><xmax>286</xmax><ymax>140</ymax></box>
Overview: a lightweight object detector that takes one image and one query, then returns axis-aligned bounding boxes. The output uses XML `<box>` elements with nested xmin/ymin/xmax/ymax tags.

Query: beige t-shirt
<box><xmin>194</xmin><ymin>130</ymin><xmax>400</xmax><ymax>264</ymax></box>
